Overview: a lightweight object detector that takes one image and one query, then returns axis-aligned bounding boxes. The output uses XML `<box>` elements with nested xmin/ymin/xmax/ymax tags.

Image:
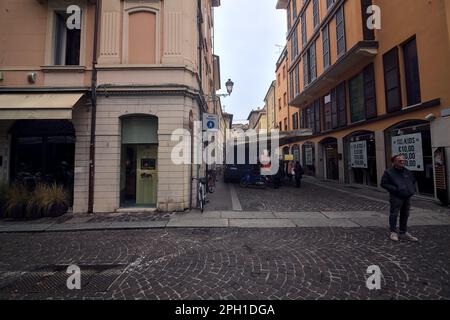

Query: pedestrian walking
<box><xmin>381</xmin><ymin>155</ymin><xmax>419</xmax><ymax>242</ymax></box>
<box><xmin>294</xmin><ymin>161</ymin><xmax>304</xmax><ymax>188</ymax></box>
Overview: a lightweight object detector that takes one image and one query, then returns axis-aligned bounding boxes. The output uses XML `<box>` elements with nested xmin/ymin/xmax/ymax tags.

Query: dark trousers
<box><xmin>295</xmin><ymin>177</ymin><xmax>302</xmax><ymax>188</ymax></box>
<box><xmin>389</xmin><ymin>196</ymin><xmax>411</xmax><ymax>234</ymax></box>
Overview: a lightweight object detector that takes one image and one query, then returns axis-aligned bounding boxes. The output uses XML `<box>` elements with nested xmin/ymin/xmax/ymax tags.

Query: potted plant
<box><xmin>43</xmin><ymin>184</ymin><xmax>69</xmax><ymax>217</ymax></box>
<box><xmin>0</xmin><ymin>183</ymin><xmax>8</xmax><ymax>218</ymax></box>
<box><xmin>26</xmin><ymin>184</ymin><xmax>48</xmax><ymax>219</ymax></box>
<box><xmin>4</xmin><ymin>183</ymin><xmax>29</xmax><ymax>219</ymax></box>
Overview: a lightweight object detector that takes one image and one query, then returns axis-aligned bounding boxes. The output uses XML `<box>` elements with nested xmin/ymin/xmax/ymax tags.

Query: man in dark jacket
<box><xmin>294</xmin><ymin>162</ymin><xmax>304</xmax><ymax>188</ymax></box>
<box><xmin>381</xmin><ymin>155</ymin><xmax>419</xmax><ymax>242</ymax></box>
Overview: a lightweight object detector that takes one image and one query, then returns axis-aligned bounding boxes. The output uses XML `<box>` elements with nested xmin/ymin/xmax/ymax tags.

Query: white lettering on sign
<box><xmin>305</xmin><ymin>146</ymin><xmax>313</xmax><ymax>166</ymax></box>
<box><xmin>350</xmin><ymin>140</ymin><xmax>368</xmax><ymax>169</ymax></box>
<box><xmin>391</xmin><ymin>133</ymin><xmax>424</xmax><ymax>171</ymax></box>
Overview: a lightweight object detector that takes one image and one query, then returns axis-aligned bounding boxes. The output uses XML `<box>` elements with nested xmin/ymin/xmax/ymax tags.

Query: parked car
<box><xmin>223</xmin><ymin>164</ymin><xmax>253</xmax><ymax>183</ymax></box>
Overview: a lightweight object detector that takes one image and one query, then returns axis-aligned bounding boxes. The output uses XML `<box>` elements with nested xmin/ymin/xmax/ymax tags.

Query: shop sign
<box><xmin>350</xmin><ymin>140</ymin><xmax>368</xmax><ymax>168</ymax></box>
<box><xmin>284</xmin><ymin>154</ymin><xmax>294</xmax><ymax>161</ymax></box>
<box><xmin>305</xmin><ymin>146</ymin><xmax>313</xmax><ymax>166</ymax></box>
<box><xmin>392</xmin><ymin>133</ymin><xmax>424</xmax><ymax>171</ymax></box>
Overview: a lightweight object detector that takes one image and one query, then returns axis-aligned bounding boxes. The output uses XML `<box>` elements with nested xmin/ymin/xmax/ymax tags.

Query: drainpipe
<box><xmin>190</xmin><ymin>0</ymin><xmax>204</xmax><ymax>210</ymax></box>
<box><xmin>88</xmin><ymin>0</ymin><xmax>100</xmax><ymax>213</ymax></box>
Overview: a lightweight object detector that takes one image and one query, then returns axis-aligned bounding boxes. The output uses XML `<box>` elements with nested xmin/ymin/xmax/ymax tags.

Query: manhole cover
<box><xmin>0</xmin><ymin>264</ymin><xmax>126</xmax><ymax>294</ymax></box>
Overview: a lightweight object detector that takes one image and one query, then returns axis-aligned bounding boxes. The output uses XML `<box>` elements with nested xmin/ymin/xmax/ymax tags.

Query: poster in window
<box><xmin>305</xmin><ymin>146</ymin><xmax>313</xmax><ymax>166</ymax></box>
<box><xmin>391</xmin><ymin>133</ymin><xmax>424</xmax><ymax>171</ymax></box>
<box><xmin>350</xmin><ymin>140</ymin><xmax>368</xmax><ymax>168</ymax></box>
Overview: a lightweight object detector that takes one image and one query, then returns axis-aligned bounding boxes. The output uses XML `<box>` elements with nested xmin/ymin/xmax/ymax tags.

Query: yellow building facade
<box><xmin>277</xmin><ymin>0</ymin><xmax>450</xmax><ymax>202</ymax></box>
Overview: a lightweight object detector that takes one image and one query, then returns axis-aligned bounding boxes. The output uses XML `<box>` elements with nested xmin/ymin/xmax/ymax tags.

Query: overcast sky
<box><xmin>214</xmin><ymin>0</ymin><xmax>287</xmax><ymax>123</ymax></box>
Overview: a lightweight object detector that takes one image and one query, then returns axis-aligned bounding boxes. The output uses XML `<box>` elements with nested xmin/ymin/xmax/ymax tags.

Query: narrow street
<box><xmin>0</xmin><ymin>178</ymin><xmax>449</xmax><ymax>300</ymax></box>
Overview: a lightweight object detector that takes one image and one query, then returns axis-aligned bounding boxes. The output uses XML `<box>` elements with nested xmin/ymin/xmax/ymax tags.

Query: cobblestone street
<box><xmin>0</xmin><ymin>178</ymin><xmax>449</xmax><ymax>300</ymax></box>
<box><xmin>0</xmin><ymin>226</ymin><xmax>449</xmax><ymax>300</ymax></box>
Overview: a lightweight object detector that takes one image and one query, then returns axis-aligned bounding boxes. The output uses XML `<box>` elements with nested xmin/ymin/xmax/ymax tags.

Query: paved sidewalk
<box><xmin>1</xmin><ymin>175</ymin><xmax>448</xmax><ymax>233</ymax></box>
<box><xmin>0</xmin><ymin>208</ymin><xmax>449</xmax><ymax>233</ymax></box>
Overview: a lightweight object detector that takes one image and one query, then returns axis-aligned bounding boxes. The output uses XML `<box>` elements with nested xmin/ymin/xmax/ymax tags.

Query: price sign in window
<box><xmin>391</xmin><ymin>133</ymin><xmax>424</xmax><ymax>171</ymax></box>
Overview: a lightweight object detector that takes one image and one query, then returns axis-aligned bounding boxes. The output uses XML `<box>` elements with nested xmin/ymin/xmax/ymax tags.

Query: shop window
<box><xmin>383</xmin><ymin>47</ymin><xmax>402</xmax><ymax>112</ymax></box>
<box><xmin>302</xmin><ymin>143</ymin><xmax>316</xmax><ymax>176</ymax></box>
<box><xmin>386</xmin><ymin>121</ymin><xmax>434</xmax><ymax>196</ymax></box>
<box><xmin>403</xmin><ymin>37</ymin><xmax>421</xmax><ymax>106</ymax></box>
<box><xmin>53</xmin><ymin>11</ymin><xmax>81</xmax><ymax>65</ymax></box>
<box><xmin>10</xmin><ymin>120</ymin><xmax>75</xmax><ymax>205</ymax></box>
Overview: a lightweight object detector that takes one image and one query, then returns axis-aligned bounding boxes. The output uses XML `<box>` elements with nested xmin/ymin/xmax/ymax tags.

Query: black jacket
<box><xmin>380</xmin><ymin>167</ymin><xmax>417</xmax><ymax>199</ymax></box>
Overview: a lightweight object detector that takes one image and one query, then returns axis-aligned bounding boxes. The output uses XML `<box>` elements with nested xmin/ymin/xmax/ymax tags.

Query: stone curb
<box><xmin>0</xmin><ymin>210</ymin><xmax>448</xmax><ymax>233</ymax></box>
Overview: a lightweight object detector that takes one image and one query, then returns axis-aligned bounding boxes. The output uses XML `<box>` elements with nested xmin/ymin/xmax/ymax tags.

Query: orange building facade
<box><xmin>276</xmin><ymin>0</ymin><xmax>450</xmax><ymax>202</ymax></box>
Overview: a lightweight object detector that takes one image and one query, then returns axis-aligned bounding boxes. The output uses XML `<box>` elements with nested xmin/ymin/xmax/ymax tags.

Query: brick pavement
<box><xmin>0</xmin><ymin>226</ymin><xmax>448</xmax><ymax>300</ymax></box>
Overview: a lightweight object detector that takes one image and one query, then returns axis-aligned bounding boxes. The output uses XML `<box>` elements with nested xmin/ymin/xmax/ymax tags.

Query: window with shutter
<box><xmin>403</xmin><ymin>38</ymin><xmax>421</xmax><ymax>106</ymax></box>
<box><xmin>336</xmin><ymin>6</ymin><xmax>345</xmax><ymax>56</ymax></box>
<box><xmin>337</xmin><ymin>82</ymin><xmax>347</xmax><ymax>127</ymax></box>
<box><xmin>331</xmin><ymin>89</ymin><xmax>338</xmax><ymax>129</ymax></box>
<box><xmin>322</xmin><ymin>24</ymin><xmax>330</xmax><ymax>69</ymax></box>
<box><xmin>349</xmin><ymin>73</ymin><xmax>365</xmax><ymax>123</ymax></box>
<box><xmin>383</xmin><ymin>47</ymin><xmax>402</xmax><ymax>112</ymax></box>
<box><xmin>364</xmin><ymin>64</ymin><xmax>377</xmax><ymax>119</ymax></box>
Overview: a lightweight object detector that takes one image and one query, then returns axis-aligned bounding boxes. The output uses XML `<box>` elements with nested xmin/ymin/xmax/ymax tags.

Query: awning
<box><xmin>0</xmin><ymin>93</ymin><xmax>84</xmax><ymax>120</ymax></box>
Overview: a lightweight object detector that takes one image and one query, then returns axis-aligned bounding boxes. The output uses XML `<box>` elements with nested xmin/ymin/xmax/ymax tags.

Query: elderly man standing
<box><xmin>381</xmin><ymin>155</ymin><xmax>419</xmax><ymax>242</ymax></box>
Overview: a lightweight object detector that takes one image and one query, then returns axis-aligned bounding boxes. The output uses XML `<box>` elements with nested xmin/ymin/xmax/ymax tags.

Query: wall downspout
<box><xmin>88</xmin><ymin>0</ymin><xmax>100</xmax><ymax>213</ymax></box>
<box><xmin>190</xmin><ymin>0</ymin><xmax>205</xmax><ymax>210</ymax></box>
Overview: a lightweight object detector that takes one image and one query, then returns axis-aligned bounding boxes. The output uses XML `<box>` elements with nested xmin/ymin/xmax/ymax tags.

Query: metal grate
<box><xmin>0</xmin><ymin>264</ymin><xmax>126</xmax><ymax>294</ymax></box>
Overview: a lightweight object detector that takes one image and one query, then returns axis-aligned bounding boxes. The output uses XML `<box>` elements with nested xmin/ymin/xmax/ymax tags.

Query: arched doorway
<box><xmin>321</xmin><ymin>137</ymin><xmax>339</xmax><ymax>181</ymax></box>
<box><xmin>344</xmin><ymin>131</ymin><xmax>377</xmax><ymax>186</ymax></box>
<box><xmin>10</xmin><ymin>120</ymin><xmax>75</xmax><ymax>205</ymax></box>
<box><xmin>120</xmin><ymin>115</ymin><xmax>158</xmax><ymax>207</ymax></box>
<box><xmin>385</xmin><ymin>120</ymin><xmax>434</xmax><ymax>196</ymax></box>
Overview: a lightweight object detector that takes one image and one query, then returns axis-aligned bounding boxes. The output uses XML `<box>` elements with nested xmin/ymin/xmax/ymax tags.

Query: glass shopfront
<box><xmin>302</xmin><ymin>142</ymin><xmax>315</xmax><ymax>176</ymax></box>
<box><xmin>10</xmin><ymin>120</ymin><xmax>75</xmax><ymax>205</ymax></box>
<box><xmin>385</xmin><ymin>120</ymin><xmax>434</xmax><ymax>196</ymax></box>
<box><xmin>345</xmin><ymin>131</ymin><xmax>377</xmax><ymax>187</ymax></box>
<box><xmin>322</xmin><ymin>138</ymin><xmax>339</xmax><ymax>181</ymax></box>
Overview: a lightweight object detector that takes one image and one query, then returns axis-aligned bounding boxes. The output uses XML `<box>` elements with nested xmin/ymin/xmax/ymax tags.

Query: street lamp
<box><xmin>225</xmin><ymin>78</ymin><xmax>234</xmax><ymax>95</ymax></box>
<box><xmin>211</xmin><ymin>78</ymin><xmax>234</xmax><ymax>99</ymax></box>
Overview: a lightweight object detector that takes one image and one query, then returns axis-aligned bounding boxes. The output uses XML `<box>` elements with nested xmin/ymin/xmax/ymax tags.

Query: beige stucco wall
<box><xmin>93</xmin><ymin>94</ymin><xmax>197</xmax><ymax>213</ymax></box>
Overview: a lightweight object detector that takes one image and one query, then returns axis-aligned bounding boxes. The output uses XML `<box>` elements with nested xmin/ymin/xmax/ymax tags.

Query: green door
<box><xmin>136</xmin><ymin>145</ymin><xmax>157</xmax><ymax>205</ymax></box>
